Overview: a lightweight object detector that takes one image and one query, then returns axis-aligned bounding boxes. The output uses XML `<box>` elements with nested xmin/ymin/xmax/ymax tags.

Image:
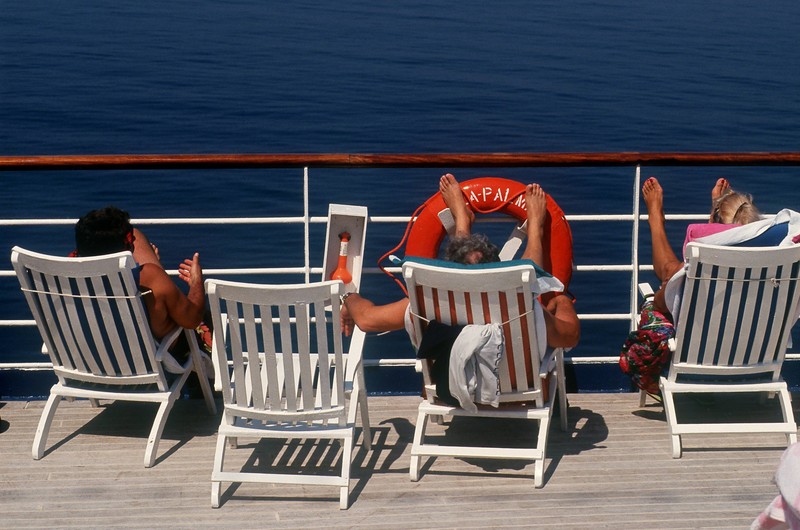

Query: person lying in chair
<box><xmin>73</xmin><ymin>206</ymin><xmax>209</xmax><ymax>365</ymax></box>
<box><xmin>340</xmin><ymin>174</ymin><xmax>580</xmax><ymax>349</ymax></box>
<box><xmin>620</xmin><ymin>177</ymin><xmax>780</xmax><ymax>394</ymax></box>
<box><xmin>641</xmin><ymin>176</ymin><xmax>762</xmax><ymax>324</ymax></box>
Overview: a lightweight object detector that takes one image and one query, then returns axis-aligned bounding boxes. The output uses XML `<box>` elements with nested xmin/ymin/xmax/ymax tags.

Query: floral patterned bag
<box><xmin>619</xmin><ymin>300</ymin><xmax>675</xmax><ymax>395</ymax></box>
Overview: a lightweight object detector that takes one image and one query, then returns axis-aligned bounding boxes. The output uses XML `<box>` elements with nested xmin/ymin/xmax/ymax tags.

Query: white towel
<box><xmin>448</xmin><ymin>323</ymin><xmax>504</xmax><ymax>413</ymax></box>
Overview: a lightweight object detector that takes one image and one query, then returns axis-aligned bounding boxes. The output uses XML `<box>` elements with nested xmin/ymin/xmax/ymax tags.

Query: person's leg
<box><xmin>709</xmin><ymin>177</ymin><xmax>730</xmax><ymax>222</ymax></box>
<box><xmin>642</xmin><ymin>177</ymin><xmax>684</xmax><ymax>319</ymax></box>
<box><xmin>440</xmin><ymin>173</ymin><xmax>473</xmax><ymax>238</ymax></box>
<box><xmin>521</xmin><ymin>183</ymin><xmax>546</xmax><ymax>265</ymax></box>
<box><xmin>642</xmin><ymin>177</ymin><xmax>683</xmax><ymax>282</ymax></box>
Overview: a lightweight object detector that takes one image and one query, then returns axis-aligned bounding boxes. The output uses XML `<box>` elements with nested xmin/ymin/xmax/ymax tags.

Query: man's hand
<box><xmin>340</xmin><ymin>300</ymin><xmax>355</xmax><ymax>337</ymax></box>
<box><xmin>544</xmin><ymin>293</ymin><xmax>570</xmax><ymax>315</ymax></box>
<box><xmin>178</xmin><ymin>252</ymin><xmax>203</xmax><ymax>287</ymax></box>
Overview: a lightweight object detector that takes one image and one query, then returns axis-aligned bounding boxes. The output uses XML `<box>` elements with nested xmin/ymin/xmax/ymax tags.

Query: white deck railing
<box><xmin>1</xmin><ymin>153</ymin><xmax>798</xmax><ymax>378</ymax></box>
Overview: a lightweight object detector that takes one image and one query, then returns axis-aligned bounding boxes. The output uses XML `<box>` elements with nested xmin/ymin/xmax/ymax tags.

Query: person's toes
<box><xmin>711</xmin><ymin>177</ymin><xmax>730</xmax><ymax>200</ymax></box>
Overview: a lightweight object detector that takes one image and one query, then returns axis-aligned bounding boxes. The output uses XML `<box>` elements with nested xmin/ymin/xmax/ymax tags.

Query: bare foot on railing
<box><xmin>440</xmin><ymin>173</ymin><xmax>473</xmax><ymax>238</ymax></box>
<box><xmin>711</xmin><ymin>177</ymin><xmax>730</xmax><ymax>201</ymax></box>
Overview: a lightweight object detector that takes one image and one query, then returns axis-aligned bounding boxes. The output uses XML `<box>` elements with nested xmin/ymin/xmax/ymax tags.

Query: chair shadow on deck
<box><xmin>0</xmin><ymin>402</ymin><xmax>7</xmax><ymax>434</ymax></box>
<box><xmin>633</xmin><ymin>391</ymin><xmax>800</xmax><ymax>453</ymax></box>
<box><xmin>40</xmin><ymin>398</ymin><xmax>221</xmax><ymax>464</ymax></box>
<box><xmin>409</xmin><ymin>404</ymin><xmax>608</xmax><ymax>485</ymax></box>
<box><xmin>215</xmin><ymin>421</ymin><xmax>407</xmax><ymax>507</ymax></box>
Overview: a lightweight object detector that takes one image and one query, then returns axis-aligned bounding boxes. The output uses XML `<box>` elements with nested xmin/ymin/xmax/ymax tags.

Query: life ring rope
<box><xmin>377</xmin><ymin>200</ymin><xmax>427</xmax><ymax>296</ymax></box>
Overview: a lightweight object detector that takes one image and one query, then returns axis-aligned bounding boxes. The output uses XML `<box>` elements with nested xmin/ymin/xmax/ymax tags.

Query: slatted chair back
<box><xmin>404</xmin><ymin>259</ymin><xmax>547</xmax><ymax>406</ymax></box>
<box><xmin>12</xmin><ymin>246</ymin><xmax>216</xmax><ymax>468</ymax></box>
<box><xmin>12</xmin><ymin>247</ymin><xmax>164</xmax><ymax>388</ymax></box>
<box><xmin>670</xmin><ymin>242</ymin><xmax>800</xmax><ymax>382</ymax></box>
<box><xmin>207</xmin><ymin>279</ymin><xmax>347</xmax><ymax>426</ymax></box>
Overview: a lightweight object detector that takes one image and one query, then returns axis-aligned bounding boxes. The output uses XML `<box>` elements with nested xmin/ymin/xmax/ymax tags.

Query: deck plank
<box><xmin>0</xmin><ymin>393</ymin><xmax>797</xmax><ymax>529</ymax></box>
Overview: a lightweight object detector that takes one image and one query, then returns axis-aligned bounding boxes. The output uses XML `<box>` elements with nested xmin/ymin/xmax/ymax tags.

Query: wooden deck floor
<box><xmin>1</xmin><ymin>392</ymin><xmax>797</xmax><ymax>529</ymax></box>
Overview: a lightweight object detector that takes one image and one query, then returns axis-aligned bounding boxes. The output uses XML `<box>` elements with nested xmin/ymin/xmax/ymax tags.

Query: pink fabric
<box><xmin>682</xmin><ymin>223</ymin><xmax>739</xmax><ymax>258</ymax></box>
<box><xmin>752</xmin><ymin>443</ymin><xmax>800</xmax><ymax>530</ymax></box>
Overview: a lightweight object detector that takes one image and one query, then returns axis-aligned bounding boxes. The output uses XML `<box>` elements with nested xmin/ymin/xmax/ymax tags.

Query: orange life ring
<box><xmin>405</xmin><ymin>177</ymin><xmax>573</xmax><ymax>290</ymax></box>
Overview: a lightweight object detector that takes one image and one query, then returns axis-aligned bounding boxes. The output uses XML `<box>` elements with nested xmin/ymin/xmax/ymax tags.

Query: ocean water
<box><xmin>2</xmin><ymin>0</ymin><xmax>800</xmax><ymax>397</ymax></box>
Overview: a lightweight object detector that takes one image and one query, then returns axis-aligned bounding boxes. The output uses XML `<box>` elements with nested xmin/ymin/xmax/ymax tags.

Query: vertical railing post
<box><xmin>630</xmin><ymin>165</ymin><xmax>642</xmax><ymax>331</ymax></box>
<box><xmin>303</xmin><ymin>166</ymin><xmax>310</xmax><ymax>283</ymax></box>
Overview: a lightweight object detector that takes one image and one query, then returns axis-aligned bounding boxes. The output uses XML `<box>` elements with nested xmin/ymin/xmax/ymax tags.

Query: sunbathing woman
<box><xmin>642</xmin><ymin>176</ymin><xmax>761</xmax><ymax>322</ymax></box>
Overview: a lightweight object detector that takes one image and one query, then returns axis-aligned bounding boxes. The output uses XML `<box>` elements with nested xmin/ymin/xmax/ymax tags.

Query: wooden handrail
<box><xmin>2</xmin><ymin>152</ymin><xmax>800</xmax><ymax>171</ymax></box>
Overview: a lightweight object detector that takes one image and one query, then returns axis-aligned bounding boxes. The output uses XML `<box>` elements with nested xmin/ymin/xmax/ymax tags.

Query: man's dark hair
<box><xmin>75</xmin><ymin>206</ymin><xmax>133</xmax><ymax>257</ymax></box>
<box><xmin>444</xmin><ymin>234</ymin><xmax>500</xmax><ymax>265</ymax></box>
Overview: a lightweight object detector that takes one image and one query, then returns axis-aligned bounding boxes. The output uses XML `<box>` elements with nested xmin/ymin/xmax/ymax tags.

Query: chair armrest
<box><xmin>155</xmin><ymin>326</ymin><xmax>186</xmax><ymax>374</ymax></box>
<box><xmin>539</xmin><ymin>346</ymin><xmax>563</xmax><ymax>377</ymax></box>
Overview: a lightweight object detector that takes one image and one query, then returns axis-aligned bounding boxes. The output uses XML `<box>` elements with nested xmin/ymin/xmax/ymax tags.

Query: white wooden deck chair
<box><xmin>11</xmin><ymin>247</ymin><xmax>216</xmax><ymax>468</ymax></box>
<box><xmin>403</xmin><ymin>258</ymin><xmax>567</xmax><ymax>488</ymax></box>
<box><xmin>206</xmin><ymin>278</ymin><xmax>370</xmax><ymax>510</ymax></box>
<box><xmin>660</xmin><ymin>242</ymin><xmax>800</xmax><ymax>458</ymax></box>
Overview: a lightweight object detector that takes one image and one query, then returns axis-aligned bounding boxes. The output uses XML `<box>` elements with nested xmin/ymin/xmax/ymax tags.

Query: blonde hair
<box><xmin>711</xmin><ymin>189</ymin><xmax>761</xmax><ymax>225</ymax></box>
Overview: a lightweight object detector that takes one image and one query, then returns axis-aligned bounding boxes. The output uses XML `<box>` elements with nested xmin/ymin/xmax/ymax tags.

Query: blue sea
<box><xmin>2</xmin><ymin>0</ymin><xmax>800</xmax><ymax>398</ymax></box>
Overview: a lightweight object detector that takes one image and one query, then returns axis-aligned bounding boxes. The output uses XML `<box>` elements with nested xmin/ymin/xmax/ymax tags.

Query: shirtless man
<box><xmin>641</xmin><ymin>176</ymin><xmax>760</xmax><ymax>321</ymax></box>
<box><xmin>340</xmin><ymin>174</ymin><xmax>580</xmax><ymax>349</ymax></box>
<box><xmin>74</xmin><ymin>207</ymin><xmax>206</xmax><ymax>349</ymax></box>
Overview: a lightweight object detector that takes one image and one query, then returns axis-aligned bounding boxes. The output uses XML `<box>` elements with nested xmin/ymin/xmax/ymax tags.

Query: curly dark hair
<box><xmin>75</xmin><ymin>206</ymin><xmax>134</xmax><ymax>257</ymax></box>
<box><xmin>444</xmin><ymin>234</ymin><xmax>500</xmax><ymax>265</ymax></box>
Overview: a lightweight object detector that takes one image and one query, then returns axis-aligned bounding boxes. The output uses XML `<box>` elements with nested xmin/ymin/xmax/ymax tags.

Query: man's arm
<box><xmin>340</xmin><ymin>294</ymin><xmax>409</xmax><ymax>336</ymax></box>
<box><xmin>131</xmin><ymin>228</ymin><xmax>163</xmax><ymax>269</ymax></box>
<box><xmin>541</xmin><ymin>294</ymin><xmax>580</xmax><ymax>348</ymax></box>
<box><xmin>141</xmin><ymin>253</ymin><xmax>205</xmax><ymax>337</ymax></box>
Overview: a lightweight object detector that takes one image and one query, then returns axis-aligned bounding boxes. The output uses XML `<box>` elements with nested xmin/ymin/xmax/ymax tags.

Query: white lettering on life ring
<box><xmin>468</xmin><ymin>186</ymin><xmax>512</xmax><ymax>205</ymax></box>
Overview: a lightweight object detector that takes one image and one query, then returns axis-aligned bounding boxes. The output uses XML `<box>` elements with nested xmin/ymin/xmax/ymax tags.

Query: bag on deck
<box><xmin>619</xmin><ymin>300</ymin><xmax>675</xmax><ymax>395</ymax></box>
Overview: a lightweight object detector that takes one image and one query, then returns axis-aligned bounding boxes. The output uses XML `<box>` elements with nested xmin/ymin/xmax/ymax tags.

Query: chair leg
<box><xmin>660</xmin><ymin>381</ymin><xmax>682</xmax><ymax>459</ymax></box>
<box><xmin>410</xmin><ymin>409</ymin><xmax>429</xmax><ymax>482</ymax></box>
<box><xmin>670</xmin><ymin>434</ymin><xmax>683</xmax><ymax>458</ymax></box>
<box><xmin>32</xmin><ymin>393</ymin><xmax>62</xmax><ymax>460</ymax></box>
<box><xmin>211</xmin><ymin>434</ymin><xmax>227</xmax><ymax>508</ymax></box>
<box><xmin>639</xmin><ymin>389</ymin><xmax>647</xmax><ymax>407</ymax></box>
<box><xmin>144</xmin><ymin>398</ymin><xmax>176</xmax><ymax>468</ymax></box>
<box><xmin>777</xmin><ymin>387</ymin><xmax>798</xmax><ymax>446</ymax></box>
<box><xmin>346</xmin><ymin>367</ymin><xmax>371</xmax><ymax>450</ymax></box>
<box><xmin>534</xmin><ymin>458</ymin><xmax>545</xmax><ymax>489</ymax></box>
<box><xmin>188</xmin><ymin>334</ymin><xmax>217</xmax><ymax>415</ymax></box>
<box><xmin>557</xmin><ymin>352</ymin><xmax>568</xmax><ymax>432</ymax></box>
<box><xmin>196</xmin><ymin>364</ymin><xmax>217</xmax><ymax>415</ymax></box>
<box><xmin>534</xmin><ymin>415</ymin><xmax>551</xmax><ymax>488</ymax></box>
<box><xmin>356</xmin><ymin>368</ymin><xmax>371</xmax><ymax>450</ymax></box>
<box><xmin>339</xmin><ymin>434</ymin><xmax>353</xmax><ymax>510</ymax></box>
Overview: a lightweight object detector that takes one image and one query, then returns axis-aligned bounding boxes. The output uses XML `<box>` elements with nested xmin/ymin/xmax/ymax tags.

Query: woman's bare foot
<box><xmin>440</xmin><ymin>173</ymin><xmax>473</xmax><ymax>238</ymax></box>
<box><xmin>642</xmin><ymin>177</ymin><xmax>665</xmax><ymax>223</ymax></box>
<box><xmin>521</xmin><ymin>184</ymin><xmax>547</xmax><ymax>264</ymax></box>
<box><xmin>642</xmin><ymin>176</ymin><xmax>682</xmax><ymax>283</ymax></box>
<box><xmin>709</xmin><ymin>178</ymin><xmax>731</xmax><ymax>222</ymax></box>
<box><xmin>711</xmin><ymin>178</ymin><xmax>730</xmax><ymax>200</ymax></box>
